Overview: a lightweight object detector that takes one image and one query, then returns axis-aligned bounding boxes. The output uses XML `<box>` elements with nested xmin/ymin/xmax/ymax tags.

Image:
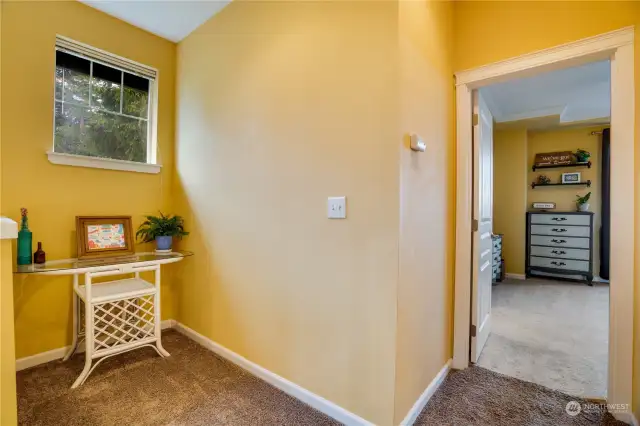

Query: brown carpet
<box><xmin>416</xmin><ymin>366</ymin><xmax>626</xmax><ymax>426</ymax></box>
<box><xmin>16</xmin><ymin>330</ymin><xmax>339</xmax><ymax>426</ymax></box>
<box><xmin>17</xmin><ymin>331</ymin><xmax>626</xmax><ymax>426</ymax></box>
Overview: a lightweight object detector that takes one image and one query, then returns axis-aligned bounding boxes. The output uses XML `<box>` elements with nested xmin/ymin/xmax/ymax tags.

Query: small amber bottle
<box><xmin>33</xmin><ymin>242</ymin><xmax>46</xmax><ymax>264</ymax></box>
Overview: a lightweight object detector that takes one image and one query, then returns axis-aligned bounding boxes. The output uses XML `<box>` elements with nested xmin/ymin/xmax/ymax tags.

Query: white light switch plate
<box><xmin>327</xmin><ymin>196</ymin><xmax>346</xmax><ymax>219</ymax></box>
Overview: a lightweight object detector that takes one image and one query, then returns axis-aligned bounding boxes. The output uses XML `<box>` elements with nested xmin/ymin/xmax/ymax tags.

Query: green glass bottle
<box><xmin>17</xmin><ymin>208</ymin><xmax>32</xmax><ymax>266</ymax></box>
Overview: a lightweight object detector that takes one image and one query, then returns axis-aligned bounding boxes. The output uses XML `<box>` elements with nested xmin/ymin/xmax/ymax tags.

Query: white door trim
<box><xmin>452</xmin><ymin>26</ymin><xmax>634</xmax><ymax>418</ymax></box>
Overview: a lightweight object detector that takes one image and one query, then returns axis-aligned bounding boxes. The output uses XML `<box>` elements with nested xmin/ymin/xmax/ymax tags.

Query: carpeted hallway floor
<box><xmin>18</xmin><ymin>330</ymin><xmax>623</xmax><ymax>425</ymax></box>
<box><xmin>416</xmin><ymin>366</ymin><xmax>625</xmax><ymax>426</ymax></box>
<box><xmin>477</xmin><ymin>278</ymin><xmax>609</xmax><ymax>398</ymax></box>
<box><xmin>17</xmin><ymin>330</ymin><xmax>339</xmax><ymax>426</ymax></box>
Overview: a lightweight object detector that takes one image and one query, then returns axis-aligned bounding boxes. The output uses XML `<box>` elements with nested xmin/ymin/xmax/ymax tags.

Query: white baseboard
<box><xmin>16</xmin><ymin>319</ymin><xmax>176</xmax><ymax>371</ymax></box>
<box><xmin>173</xmin><ymin>321</ymin><xmax>374</xmax><ymax>426</ymax></box>
<box><xmin>593</xmin><ymin>276</ymin><xmax>610</xmax><ymax>283</ymax></box>
<box><xmin>399</xmin><ymin>360</ymin><xmax>451</xmax><ymax>426</ymax></box>
<box><xmin>505</xmin><ymin>273</ymin><xmax>526</xmax><ymax>280</ymax></box>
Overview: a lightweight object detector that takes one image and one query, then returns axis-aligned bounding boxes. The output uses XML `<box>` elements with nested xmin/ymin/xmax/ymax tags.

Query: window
<box><xmin>51</xmin><ymin>37</ymin><xmax>159</xmax><ymax>172</ymax></box>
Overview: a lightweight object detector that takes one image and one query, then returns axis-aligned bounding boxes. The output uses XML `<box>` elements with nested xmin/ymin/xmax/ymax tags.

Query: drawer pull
<box><xmin>551</xmin><ymin>239</ymin><xmax>567</xmax><ymax>243</ymax></box>
<box><xmin>551</xmin><ymin>217</ymin><xmax>567</xmax><ymax>221</ymax></box>
<box><xmin>550</xmin><ymin>261</ymin><xmax>566</xmax><ymax>266</ymax></box>
<box><xmin>551</xmin><ymin>228</ymin><xmax>567</xmax><ymax>232</ymax></box>
<box><xmin>551</xmin><ymin>250</ymin><xmax>566</xmax><ymax>255</ymax></box>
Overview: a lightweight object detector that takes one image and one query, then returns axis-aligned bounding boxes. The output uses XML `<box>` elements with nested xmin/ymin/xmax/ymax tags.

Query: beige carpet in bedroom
<box><xmin>477</xmin><ymin>278</ymin><xmax>609</xmax><ymax>398</ymax></box>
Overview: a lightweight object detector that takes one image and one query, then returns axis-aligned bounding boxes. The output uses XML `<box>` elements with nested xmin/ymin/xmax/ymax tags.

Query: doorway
<box><xmin>452</xmin><ymin>27</ymin><xmax>634</xmax><ymax>423</ymax></box>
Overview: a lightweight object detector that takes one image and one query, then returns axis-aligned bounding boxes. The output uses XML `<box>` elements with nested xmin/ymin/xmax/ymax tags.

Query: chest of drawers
<box><xmin>526</xmin><ymin>212</ymin><xmax>594</xmax><ymax>285</ymax></box>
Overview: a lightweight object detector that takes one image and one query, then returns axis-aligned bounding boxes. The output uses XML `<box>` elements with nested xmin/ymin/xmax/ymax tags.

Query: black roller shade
<box><xmin>56</xmin><ymin>50</ymin><xmax>90</xmax><ymax>74</ymax></box>
<box><xmin>124</xmin><ymin>72</ymin><xmax>149</xmax><ymax>93</ymax></box>
<box><xmin>93</xmin><ymin>62</ymin><xmax>121</xmax><ymax>85</ymax></box>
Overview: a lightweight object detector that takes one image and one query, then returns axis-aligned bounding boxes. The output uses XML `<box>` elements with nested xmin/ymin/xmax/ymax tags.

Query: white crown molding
<box><xmin>0</xmin><ymin>217</ymin><xmax>18</xmax><ymax>239</ymax></box>
<box><xmin>455</xmin><ymin>26</ymin><xmax>634</xmax><ymax>87</ymax></box>
<box><xmin>47</xmin><ymin>151</ymin><xmax>162</xmax><ymax>174</ymax></box>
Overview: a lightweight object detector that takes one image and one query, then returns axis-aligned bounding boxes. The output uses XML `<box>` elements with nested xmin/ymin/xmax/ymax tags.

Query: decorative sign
<box><xmin>532</xmin><ymin>202</ymin><xmax>556</xmax><ymax>209</ymax></box>
<box><xmin>534</xmin><ymin>151</ymin><xmax>573</xmax><ymax>167</ymax></box>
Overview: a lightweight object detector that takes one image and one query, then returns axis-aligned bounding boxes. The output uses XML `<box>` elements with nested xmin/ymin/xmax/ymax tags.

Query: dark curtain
<box><xmin>600</xmin><ymin>128</ymin><xmax>610</xmax><ymax>280</ymax></box>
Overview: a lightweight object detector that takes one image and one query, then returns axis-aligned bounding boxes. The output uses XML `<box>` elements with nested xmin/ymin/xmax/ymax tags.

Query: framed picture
<box><xmin>76</xmin><ymin>216</ymin><xmax>134</xmax><ymax>259</ymax></box>
<box><xmin>561</xmin><ymin>172</ymin><xmax>581</xmax><ymax>184</ymax></box>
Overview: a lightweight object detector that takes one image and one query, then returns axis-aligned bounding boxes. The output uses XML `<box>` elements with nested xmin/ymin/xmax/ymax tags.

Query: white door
<box><xmin>471</xmin><ymin>90</ymin><xmax>493</xmax><ymax>363</ymax></box>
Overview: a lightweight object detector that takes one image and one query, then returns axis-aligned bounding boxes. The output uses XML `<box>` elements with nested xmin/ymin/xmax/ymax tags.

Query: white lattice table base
<box><xmin>63</xmin><ymin>263</ymin><xmax>169</xmax><ymax>388</ymax></box>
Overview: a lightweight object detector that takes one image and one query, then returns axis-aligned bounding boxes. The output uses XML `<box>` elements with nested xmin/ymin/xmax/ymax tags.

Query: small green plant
<box><xmin>575</xmin><ymin>192</ymin><xmax>591</xmax><ymax>206</ymax></box>
<box><xmin>575</xmin><ymin>149</ymin><xmax>591</xmax><ymax>163</ymax></box>
<box><xmin>136</xmin><ymin>212</ymin><xmax>189</xmax><ymax>243</ymax></box>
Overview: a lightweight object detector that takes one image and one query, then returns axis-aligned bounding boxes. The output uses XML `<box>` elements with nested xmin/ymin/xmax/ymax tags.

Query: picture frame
<box><xmin>561</xmin><ymin>172</ymin><xmax>581</xmax><ymax>184</ymax></box>
<box><xmin>76</xmin><ymin>216</ymin><xmax>134</xmax><ymax>259</ymax></box>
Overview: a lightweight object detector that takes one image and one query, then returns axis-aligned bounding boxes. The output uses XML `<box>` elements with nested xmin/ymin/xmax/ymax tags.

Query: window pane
<box><xmin>63</xmin><ymin>68</ymin><xmax>90</xmax><ymax>105</ymax></box>
<box><xmin>55</xmin><ymin>67</ymin><xmax>63</xmax><ymax>100</ymax></box>
<box><xmin>54</xmin><ymin>101</ymin><xmax>148</xmax><ymax>163</ymax></box>
<box><xmin>54</xmin><ymin>101</ymin><xmax>91</xmax><ymax>155</ymax></box>
<box><xmin>123</xmin><ymin>86</ymin><xmax>148</xmax><ymax>118</ymax></box>
<box><xmin>91</xmin><ymin>76</ymin><xmax>121</xmax><ymax>113</ymax></box>
<box><xmin>88</xmin><ymin>109</ymin><xmax>147</xmax><ymax>162</ymax></box>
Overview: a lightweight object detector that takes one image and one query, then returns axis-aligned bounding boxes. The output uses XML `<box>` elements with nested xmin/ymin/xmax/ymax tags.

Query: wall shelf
<box><xmin>532</xmin><ymin>161</ymin><xmax>591</xmax><ymax>172</ymax></box>
<box><xmin>531</xmin><ymin>180</ymin><xmax>591</xmax><ymax>189</ymax></box>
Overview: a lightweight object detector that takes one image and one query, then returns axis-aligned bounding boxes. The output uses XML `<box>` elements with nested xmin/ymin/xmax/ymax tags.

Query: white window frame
<box><xmin>48</xmin><ymin>35</ymin><xmax>161</xmax><ymax>174</ymax></box>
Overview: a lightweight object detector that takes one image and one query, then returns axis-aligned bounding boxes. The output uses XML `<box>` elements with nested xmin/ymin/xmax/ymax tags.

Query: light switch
<box><xmin>327</xmin><ymin>196</ymin><xmax>346</xmax><ymax>219</ymax></box>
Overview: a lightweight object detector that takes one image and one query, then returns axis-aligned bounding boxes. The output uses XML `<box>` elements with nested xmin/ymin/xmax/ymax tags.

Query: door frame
<box><xmin>452</xmin><ymin>27</ymin><xmax>634</xmax><ymax>420</ymax></box>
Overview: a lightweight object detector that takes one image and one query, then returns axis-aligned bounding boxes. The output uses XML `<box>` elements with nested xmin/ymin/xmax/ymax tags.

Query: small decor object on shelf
<box><xmin>537</xmin><ymin>175</ymin><xmax>551</xmax><ymax>185</ymax></box>
<box><xmin>532</xmin><ymin>202</ymin><xmax>556</xmax><ymax>210</ymax></box>
<box><xmin>576</xmin><ymin>192</ymin><xmax>592</xmax><ymax>212</ymax></box>
<box><xmin>33</xmin><ymin>242</ymin><xmax>46</xmax><ymax>264</ymax></box>
<box><xmin>562</xmin><ymin>172</ymin><xmax>581</xmax><ymax>184</ymax></box>
<box><xmin>17</xmin><ymin>207</ymin><xmax>32</xmax><ymax>266</ymax></box>
<box><xmin>136</xmin><ymin>212</ymin><xmax>189</xmax><ymax>254</ymax></box>
<box><xmin>534</xmin><ymin>151</ymin><xmax>573</xmax><ymax>168</ymax></box>
<box><xmin>76</xmin><ymin>216</ymin><xmax>134</xmax><ymax>259</ymax></box>
<box><xmin>575</xmin><ymin>148</ymin><xmax>591</xmax><ymax>163</ymax></box>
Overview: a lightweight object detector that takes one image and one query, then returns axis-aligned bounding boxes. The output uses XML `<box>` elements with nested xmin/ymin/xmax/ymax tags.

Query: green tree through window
<box><xmin>54</xmin><ymin>50</ymin><xmax>151</xmax><ymax>163</ymax></box>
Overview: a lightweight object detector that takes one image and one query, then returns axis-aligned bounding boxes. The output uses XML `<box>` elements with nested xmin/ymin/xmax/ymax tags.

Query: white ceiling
<box><xmin>80</xmin><ymin>0</ymin><xmax>231</xmax><ymax>42</ymax></box>
<box><xmin>480</xmin><ymin>60</ymin><xmax>611</xmax><ymax>125</ymax></box>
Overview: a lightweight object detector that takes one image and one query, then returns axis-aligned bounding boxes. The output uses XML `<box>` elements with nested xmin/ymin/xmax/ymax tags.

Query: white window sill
<box><xmin>47</xmin><ymin>151</ymin><xmax>162</xmax><ymax>174</ymax></box>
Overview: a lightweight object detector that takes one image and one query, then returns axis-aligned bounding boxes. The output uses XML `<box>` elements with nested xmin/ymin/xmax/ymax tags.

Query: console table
<box><xmin>15</xmin><ymin>251</ymin><xmax>192</xmax><ymax>388</ymax></box>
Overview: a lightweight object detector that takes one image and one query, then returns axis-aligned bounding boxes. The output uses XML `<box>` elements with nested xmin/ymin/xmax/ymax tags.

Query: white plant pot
<box><xmin>577</xmin><ymin>203</ymin><xmax>590</xmax><ymax>212</ymax></box>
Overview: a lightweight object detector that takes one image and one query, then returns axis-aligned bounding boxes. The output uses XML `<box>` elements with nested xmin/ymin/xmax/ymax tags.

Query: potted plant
<box><xmin>136</xmin><ymin>212</ymin><xmax>189</xmax><ymax>252</ymax></box>
<box><xmin>575</xmin><ymin>192</ymin><xmax>592</xmax><ymax>212</ymax></box>
<box><xmin>575</xmin><ymin>148</ymin><xmax>591</xmax><ymax>163</ymax></box>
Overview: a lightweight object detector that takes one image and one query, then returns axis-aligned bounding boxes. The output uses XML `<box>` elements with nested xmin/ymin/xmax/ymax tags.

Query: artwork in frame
<box><xmin>76</xmin><ymin>216</ymin><xmax>134</xmax><ymax>259</ymax></box>
<box><xmin>561</xmin><ymin>172</ymin><xmax>581</xmax><ymax>184</ymax></box>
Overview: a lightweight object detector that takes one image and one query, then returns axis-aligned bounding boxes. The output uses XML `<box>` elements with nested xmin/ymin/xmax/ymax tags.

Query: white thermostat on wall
<box><xmin>409</xmin><ymin>133</ymin><xmax>426</xmax><ymax>152</ymax></box>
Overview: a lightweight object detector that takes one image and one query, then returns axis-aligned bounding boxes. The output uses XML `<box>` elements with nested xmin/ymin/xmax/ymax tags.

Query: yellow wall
<box><xmin>174</xmin><ymin>1</ymin><xmax>454</xmax><ymax>424</ymax></box>
<box><xmin>393</xmin><ymin>0</ymin><xmax>454</xmax><ymax>423</ymax></box>
<box><xmin>0</xmin><ymin>1</ymin><xmax>18</xmax><ymax>422</ymax></box>
<box><xmin>1</xmin><ymin>1</ymin><xmax>176</xmax><ymax>359</ymax></box>
<box><xmin>1</xmin><ymin>239</ymin><xmax>17</xmax><ymax>426</ymax></box>
<box><xmin>527</xmin><ymin>127</ymin><xmax>603</xmax><ymax>274</ymax></box>
<box><xmin>175</xmin><ymin>2</ymin><xmax>399</xmax><ymax>423</ymax></box>
<box><xmin>493</xmin><ymin>128</ymin><xmax>528</xmax><ymax>275</ymax></box>
<box><xmin>453</xmin><ymin>0</ymin><xmax>640</xmax><ymax>415</ymax></box>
